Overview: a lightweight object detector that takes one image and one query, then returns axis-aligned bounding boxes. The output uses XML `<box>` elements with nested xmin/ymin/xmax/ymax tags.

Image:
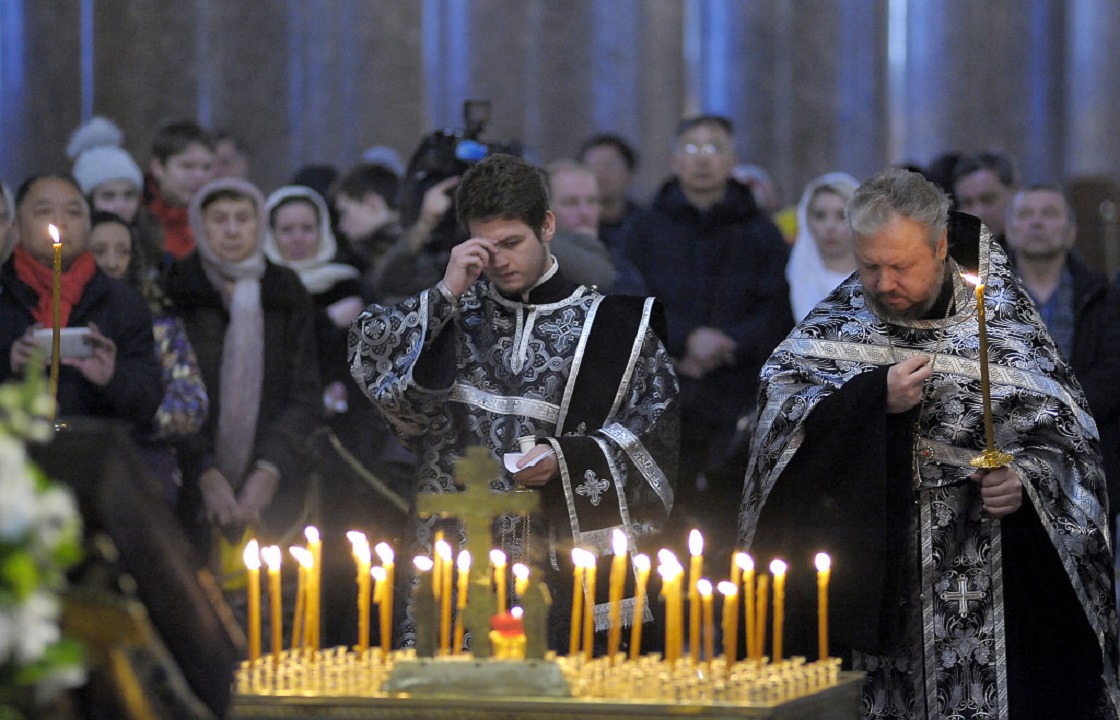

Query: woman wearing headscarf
<box><xmin>263</xmin><ymin>185</ymin><xmax>414</xmax><ymax>648</ymax></box>
<box><xmin>786</xmin><ymin>172</ymin><xmax>859</xmax><ymax>321</ymax></box>
<box><xmin>164</xmin><ymin>178</ymin><xmax>321</xmax><ymax>563</ymax></box>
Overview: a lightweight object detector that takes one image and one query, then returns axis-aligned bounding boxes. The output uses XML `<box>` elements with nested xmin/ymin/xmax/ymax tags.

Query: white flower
<box><xmin>9</xmin><ymin>592</ymin><xmax>60</xmax><ymax>664</ymax></box>
<box><xmin>0</xmin><ymin>436</ymin><xmax>36</xmax><ymax>540</ymax></box>
<box><xmin>32</xmin><ymin>485</ymin><xmax>80</xmax><ymax>553</ymax></box>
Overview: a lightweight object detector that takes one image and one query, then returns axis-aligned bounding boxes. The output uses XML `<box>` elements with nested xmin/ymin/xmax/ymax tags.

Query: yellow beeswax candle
<box><xmin>629</xmin><ymin>553</ymin><xmax>651</xmax><ymax>661</ymax></box>
<box><xmin>770</xmin><ymin>559</ymin><xmax>787</xmax><ymax>662</ymax></box>
<box><xmin>243</xmin><ymin>540</ymin><xmax>261</xmax><ymax>664</ymax></box>
<box><xmin>816</xmin><ymin>552</ymin><xmax>831</xmax><ymax>661</ymax></box>
<box><xmin>607</xmin><ymin>529</ymin><xmax>628</xmax><ymax>660</ymax></box>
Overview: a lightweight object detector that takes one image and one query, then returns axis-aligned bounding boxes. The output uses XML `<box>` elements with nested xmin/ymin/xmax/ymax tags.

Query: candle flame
<box><xmin>960</xmin><ymin>272</ymin><xmax>980</xmax><ymax>287</ymax></box>
<box><xmin>289</xmin><ymin>546</ymin><xmax>312</xmax><ymax>568</ymax></box>
<box><xmin>353</xmin><ymin>541</ymin><xmax>371</xmax><ymax>565</ymax></box>
<box><xmin>456</xmin><ymin>550</ymin><xmax>471</xmax><ymax>572</ymax></box>
<box><xmin>435</xmin><ymin>539</ymin><xmax>452</xmax><ymax>561</ymax></box>
<box><xmin>688</xmin><ymin>529</ymin><xmax>703</xmax><ymax>556</ymax></box>
<box><xmin>815</xmin><ymin>552</ymin><xmax>831</xmax><ymax>572</ymax></box>
<box><xmin>374</xmin><ymin>542</ymin><xmax>394</xmax><ymax>564</ymax></box>
<box><xmin>696</xmin><ymin>578</ymin><xmax>713</xmax><ymax>596</ymax></box>
<box><xmin>572</xmin><ymin>547</ymin><xmax>596</xmax><ymax>569</ymax></box>
<box><xmin>735</xmin><ymin>552</ymin><xmax>754</xmax><ymax>572</ymax></box>
<box><xmin>633</xmin><ymin>553</ymin><xmax>651</xmax><ymax>572</ymax></box>
<box><xmin>371</xmin><ymin>566</ymin><xmax>387</xmax><ymax>583</ymax></box>
<box><xmin>769</xmin><ymin>558</ymin><xmax>787</xmax><ymax>576</ymax></box>
<box><xmin>512</xmin><ymin>562</ymin><xmax>529</xmax><ymax>581</ymax></box>
<box><xmin>717</xmin><ymin>580</ymin><xmax>737</xmax><ymax>597</ymax></box>
<box><xmin>346</xmin><ymin>530</ymin><xmax>368</xmax><ymax>546</ymax></box>
<box><xmin>262</xmin><ymin>545</ymin><xmax>282</xmax><ymax>571</ymax></box>
<box><xmin>612</xmin><ymin>528</ymin><xmax>628</xmax><ymax>557</ymax></box>
<box><xmin>413</xmin><ymin>555</ymin><xmax>434</xmax><ymax>572</ymax></box>
<box><xmin>48</xmin><ymin>224</ymin><xmax>60</xmax><ymax>246</ymax></box>
<box><xmin>657</xmin><ymin>548</ymin><xmax>678</xmax><ymax>565</ymax></box>
<box><xmin>304</xmin><ymin>526</ymin><xmax>320</xmax><ymax>543</ymax></box>
<box><xmin>511</xmin><ymin>606</ymin><xmax>524</xmax><ymax>619</ymax></box>
<box><xmin>489</xmin><ymin>548</ymin><xmax>507</xmax><ymax>567</ymax></box>
<box><xmin>243</xmin><ymin>539</ymin><xmax>261</xmax><ymax>569</ymax></box>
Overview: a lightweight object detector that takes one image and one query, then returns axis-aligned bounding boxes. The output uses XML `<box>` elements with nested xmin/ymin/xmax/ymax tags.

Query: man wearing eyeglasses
<box><xmin>620</xmin><ymin>115</ymin><xmax>793</xmax><ymax>552</ymax></box>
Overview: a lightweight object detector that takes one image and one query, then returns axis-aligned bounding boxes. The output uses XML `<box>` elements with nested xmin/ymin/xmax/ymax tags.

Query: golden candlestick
<box><xmin>48</xmin><ymin>224</ymin><xmax>61</xmax><ymax>421</ymax></box>
<box><xmin>965</xmin><ymin>278</ymin><xmax>1014</xmax><ymax>469</ymax></box>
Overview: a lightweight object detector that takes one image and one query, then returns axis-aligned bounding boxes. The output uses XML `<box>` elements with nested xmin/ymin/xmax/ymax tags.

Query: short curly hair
<box><xmin>455</xmin><ymin>154</ymin><xmax>549</xmax><ymax>239</ymax></box>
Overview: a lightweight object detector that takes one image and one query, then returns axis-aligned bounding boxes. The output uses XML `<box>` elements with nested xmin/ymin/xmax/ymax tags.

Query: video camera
<box><xmin>399</xmin><ymin>100</ymin><xmax>520</xmax><ymax>250</ymax></box>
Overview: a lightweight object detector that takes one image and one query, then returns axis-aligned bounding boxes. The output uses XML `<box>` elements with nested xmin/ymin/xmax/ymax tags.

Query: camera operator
<box><xmin>371</xmin><ymin>175</ymin><xmax>462</xmax><ymax>305</ymax></box>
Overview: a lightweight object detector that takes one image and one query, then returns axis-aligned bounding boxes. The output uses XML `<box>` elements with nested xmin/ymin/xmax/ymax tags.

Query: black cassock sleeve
<box><xmin>750</xmin><ymin>366</ymin><xmax>914</xmax><ymax>660</ymax></box>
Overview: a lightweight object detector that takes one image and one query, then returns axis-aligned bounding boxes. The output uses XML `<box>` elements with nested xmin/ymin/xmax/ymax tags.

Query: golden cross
<box><xmin>416</xmin><ymin>446</ymin><xmax>541</xmax><ymax>658</ymax></box>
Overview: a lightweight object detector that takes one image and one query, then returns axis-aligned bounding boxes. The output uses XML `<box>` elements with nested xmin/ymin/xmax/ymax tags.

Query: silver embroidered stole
<box><xmin>739</xmin><ymin>233</ymin><xmax>1118</xmax><ymax>719</ymax></box>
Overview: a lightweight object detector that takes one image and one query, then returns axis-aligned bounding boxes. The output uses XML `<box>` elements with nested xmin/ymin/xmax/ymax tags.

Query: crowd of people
<box><xmin>2</xmin><ymin>112</ymin><xmax>1120</xmax><ymax>718</ymax></box>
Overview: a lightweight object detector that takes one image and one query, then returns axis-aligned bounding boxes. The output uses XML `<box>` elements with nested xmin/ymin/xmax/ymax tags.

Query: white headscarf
<box><xmin>189</xmin><ymin>177</ymin><xmax>268</xmax><ymax>488</ymax></box>
<box><xmin>263</xmin><ymin>185</ymin><xmax>359</xmax><ymax>295</ymax></box>
<box><xmin>786</xmin><ymin>172</ymin><xmax>859</xmax><ymax>321</ymax></box>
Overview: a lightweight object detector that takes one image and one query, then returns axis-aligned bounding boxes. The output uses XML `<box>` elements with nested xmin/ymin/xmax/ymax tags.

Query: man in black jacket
<box><xmin>1004</xmin><ymin>184</ymin><xmax>1120</xmax><ymax>516</ymax></box>
<box><xmin>2</xmin><ymin>175</ymin><xmax>160</xmax><ymax>429</ymax></box>
<box><xmin>621</xmin><ymin>115</ymin><xmax>793</xmax><ymax>545</ymax></box>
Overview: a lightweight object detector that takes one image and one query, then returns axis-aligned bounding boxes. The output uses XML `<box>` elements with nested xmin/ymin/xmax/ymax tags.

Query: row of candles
<box><xmin>242</xmin><ymin>526</ymin><xmax>832</xmax><ymax>665</ymax></box>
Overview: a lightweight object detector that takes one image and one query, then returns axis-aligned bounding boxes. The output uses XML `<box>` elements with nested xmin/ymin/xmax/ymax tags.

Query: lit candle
<box><xmin>607</xmin><ymin>528</ymin><xmax>628</xmax><ymax>661</ymax></box>
<box><xmin>262</xmin><ymin>545</ymin><xmax>283</xmax><ymax>666</ymax></box>
<box><xmin>718</xmin><ymin>581</ymin><xmax>738</xmax><ymax>669</ymax></box>
<box><xmin>688</xmin><ymin>530</ymin><xmax>704</xmax><ymax>663</ymax></box>
<box><xmin>436</xmin><ymin>540</ymin><xmax>453</xmax><ymax>655</ymax></box>
<box><xmin>961</xmin><ymin>273</ymin><xmax>1013</xmax><ymax>469</ymax></box>
<box><xmin>755</xmin><ymin>573</ymin><xmax>769</xmax><ymax>661</ymax></box>
<box><xmin>629</xmin><ymin>553</ymin><xmax>651</xmax><ymax>661</ymax></box>
<box><xmin>348</xmin><ymin>532</ymin><xmax>372</xmax><ymax>653</ymax></box>
<box><xmin>371</xmin><ymin>564</ymin><xmax>387</xmax><ymax>644</ymax></box>
<box><xmin>658</xmin><ymin>549</ymin><xmax>683</xmax><ymax>664</ymax></box>
<box><xmin>512</xmin><ymin>562</ymin><xmax>530</xmax><ymax>599</ymax></box>
<box><xmin>243</xmin><ymin>540</ymin><xmax>261</xmax><ymax>664</ymax></box>
<box><xmin>770</xmin><ymin>559</ymin><xmax>787</xmax><ymax>662</ymax></box>
<box><xmin>304</xmin><ymin>527</ymin><xmax>322</xmax><ymax>652</ymax></box>
<box><xmin>413</xmin><ymin>555</ymin><xmax>434</xmax><ymax>654</ymax></box>
<box><xmin>432</xmin><ymin>530</ymin><xmax>445</xmax><ymax>602</ymax></box>
<box><xmin>48</xmin><ymin>224</ymin><xmax>61</xmax><ymax>420</ymax></box>
<box><xmin>289</xmin><ymin>546</ymin><xmax>311</xmax><ymax>652</ymax></box>
<box><xmin>816</xmin><ymin>552</ymin><xmax>831</xmax><ymax>661</ymax></box>
<box><xmin>490</xmin><ymin>549</ymin><xmax>508</xmax><ymax>614</ymax></box>
<box><xmin>374</xmin><ymin>542</ymin><xmax>395</xmax><ymax>656</ymax></box>
<box><xmin>739</xmin><ymin>554</ymin><xmax>756</xmax><ymax>660</ymax></box>
<box><xmin>697</xmin><ymin>578</ymin><xmax>714</xmax><ymax>667</ymax></box>
<box><xmin>581</xmin><ymin>551</ymin><xmax>597</xmax><ymax>662</ymax></box>
<box><xmin>570</xmin><ymin>549</ymin><xmax>587</xmax><ymax>658</ymax></box>
<box><xmin>454</xmin><ymin>551</ymin><xmax>471</xmax><ymax>654</ymax></box>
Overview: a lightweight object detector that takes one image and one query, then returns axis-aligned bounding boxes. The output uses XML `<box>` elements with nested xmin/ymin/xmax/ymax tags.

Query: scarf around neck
<box><xmin>13</xmin><ymin>245</ymin><xmax>97</xmax><ymax>327</ymax></box>
<box><xmin>189</xmin><ymin>178</ymin><xmax>269</xmax><ymax>488</ymax></box>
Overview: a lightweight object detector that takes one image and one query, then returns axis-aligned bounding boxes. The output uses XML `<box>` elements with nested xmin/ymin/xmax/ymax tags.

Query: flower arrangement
<box><xmin>0</xmin><ymin>369</ymin><xmax>85</xmax><ymax>720</ymax></box>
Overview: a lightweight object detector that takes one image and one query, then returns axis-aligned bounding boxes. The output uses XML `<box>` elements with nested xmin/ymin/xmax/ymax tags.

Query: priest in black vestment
<box><xmin>739</xmin><ymin>168</ymin><xmax>1119</xmax><ymax>719</ymax></box>
<box><xmin>349</xmin><ymin>154</ymin><xmax>679</xmax><ymax>650</ymax></box>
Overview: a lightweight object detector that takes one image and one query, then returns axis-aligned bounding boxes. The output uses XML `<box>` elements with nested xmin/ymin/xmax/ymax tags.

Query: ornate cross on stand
<box><xmin>416</xmin><ymin>447</ymin><xmax>546</xmax><ymax>658</ymax></box>
<box><xmin>940</xmin><ymin>575</ymin><xmax>985</xmax><ymax>618</ymax></box>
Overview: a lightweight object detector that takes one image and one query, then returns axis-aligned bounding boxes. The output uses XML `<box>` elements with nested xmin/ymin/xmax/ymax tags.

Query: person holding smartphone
<box><xmin>0</xmin><ymin>175</ymin><xmax>161</xmax><ymax>429</ymax></box>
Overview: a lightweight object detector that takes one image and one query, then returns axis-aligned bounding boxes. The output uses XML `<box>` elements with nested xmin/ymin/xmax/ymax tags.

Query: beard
<box><xmin>863</xmin><ymin>262</ymin><xmax>949</xmax><ymax>322</ymax></box>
